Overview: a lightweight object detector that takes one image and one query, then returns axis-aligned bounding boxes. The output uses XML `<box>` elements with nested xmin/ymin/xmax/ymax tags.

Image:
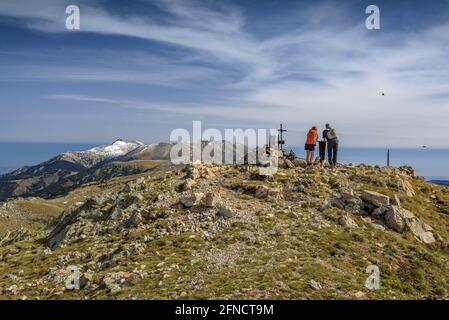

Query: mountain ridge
<box><xmin>0</xmin><ymin>140</ymin><xmax>251</xmax><ymax>201</ymax></box>
<box><xmin>0</xmin><ymin>140</ymin><xmax>171</xmax><ymax>201</ymax></box>
<box><xmin>0</xmin><ymin>157</ymin><xmax>448</xmax><ymax>299</ymax></box>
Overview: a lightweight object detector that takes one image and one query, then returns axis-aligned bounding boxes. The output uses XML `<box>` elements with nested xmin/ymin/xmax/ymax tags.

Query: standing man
<box><xmin>323</xmin><ymin>123</ymin><xmax>339</xmax><ymax>169</ymax></box>
<box><xmin>318</xmin><ymin>125</ymin><xmax>329</xmax><ymax>162</ymax></box>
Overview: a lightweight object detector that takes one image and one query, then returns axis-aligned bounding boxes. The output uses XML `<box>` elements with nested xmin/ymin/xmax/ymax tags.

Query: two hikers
<box><xmin>304</xmin><ymin>124</ymin><xmax>339</xmax><ymax>168</ymax></box>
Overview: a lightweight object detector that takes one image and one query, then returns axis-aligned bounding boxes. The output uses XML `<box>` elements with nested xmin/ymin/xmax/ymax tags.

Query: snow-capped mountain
<box><xmin>59</xmin><ymin>139</ymin><xmax>145</xmax><ymax>168</ymax></box>
<box><xmin>0</xmin><ymin>140</ymin><xmax>151</xmax><ymax>201</ymax></box>
<box><xmin>86</xmin><ymin>139</ymin><xmax>145</xmax><ymax>158</ymax></box>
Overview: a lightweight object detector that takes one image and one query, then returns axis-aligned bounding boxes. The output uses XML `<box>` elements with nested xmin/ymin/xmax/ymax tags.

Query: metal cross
<box><xmin>277</xmin><ymin>124</ymin><xmax>287</xmax><ymax>151</ymax></box>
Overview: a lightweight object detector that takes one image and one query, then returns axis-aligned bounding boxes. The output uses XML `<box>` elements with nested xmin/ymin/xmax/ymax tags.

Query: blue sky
<box><xmin>1</xmin><ymin>0</ymin><xmax>449</xmax><ymax>147</ymax></box>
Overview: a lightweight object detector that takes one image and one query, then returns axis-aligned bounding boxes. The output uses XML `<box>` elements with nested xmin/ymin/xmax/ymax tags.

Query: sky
<box><xmin>1</xmin><ymin>0</ymin><xmax>449</xmax><ymax>148</ymax></box>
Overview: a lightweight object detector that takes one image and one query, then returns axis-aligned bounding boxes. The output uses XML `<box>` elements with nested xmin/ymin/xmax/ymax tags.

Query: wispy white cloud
<box><xmin>46</xmin><ymin>94</ymin><xmax>121</xmax><ymax>104</ymax></box>
<box><xmin>0</xmin><ymin>0</ymin><xmax>274</xmax><ymax>85</ymax></box>
<box><xmin>2</xmin><ymin>0</ymin><xmax>449</xmax><ymax>147</ymax></box>
<box><xmin>0</xmin><ymin>46</ymin><xmax>223</xmax><ymax>87</ymax></box>
<box><xmin>0</xmin><ymin>63</ymin><xmax>220</xmax><ymax>86</ymax></box>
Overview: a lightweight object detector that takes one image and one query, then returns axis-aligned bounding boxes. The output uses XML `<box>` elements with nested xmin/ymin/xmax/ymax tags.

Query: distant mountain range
<box><xmin>0</xmin><ymin>140</ymin><xmax>176</xmax><ymax>201</ymax></box>
<box><xmin>0</xmin><ymin>139</ymin><xmax>248</xmax><ymax>201</ymax></box>
<box><xmin>429</xmin><ymin>180</ymin><xmax>449</xmax><ymax>186</ymax></box>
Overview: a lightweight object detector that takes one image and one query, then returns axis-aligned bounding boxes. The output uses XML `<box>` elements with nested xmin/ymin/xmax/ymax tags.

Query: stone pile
<box><xmin>335</xmin><ymin>189</ymin><xmax>436</xmax><ymax>244</ymax></box>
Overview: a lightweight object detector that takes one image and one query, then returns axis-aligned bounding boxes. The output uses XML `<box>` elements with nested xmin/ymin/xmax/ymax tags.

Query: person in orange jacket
<box><xmin>305</xmin><ymin>126</ymin><xmax>318</xmax><ymax>165</ymax></box>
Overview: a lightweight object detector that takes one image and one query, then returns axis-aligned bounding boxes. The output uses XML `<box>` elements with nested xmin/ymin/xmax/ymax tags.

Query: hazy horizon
<box><xmin>1</xmin><ymin>141</ymin><xmax>448</xmax><ymax>178</ymax></box>
<box><xmin>2</xmin><ymin>139</ymin><xmax>449</xmax><ymax>150</ymax></box>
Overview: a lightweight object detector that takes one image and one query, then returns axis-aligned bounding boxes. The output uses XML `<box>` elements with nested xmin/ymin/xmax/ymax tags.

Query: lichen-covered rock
<box><xmin>406</xmin><ymin>218</ymin><xmax>435</xmax><ymax>244</ymax></box>
<box><xmin>397</xmin><ymin>176</ymin><xmax>416</xmax><ymax>197</ymax></box>
<box><xmin>292</xmin><ymin>158</ymin><xmax>308</xmax><ymax>168</ymax></box>
<box><xmin>254</xmin><ymin>185</ymin><xmax>282</xmax><ymax>199</ymax></box>
<box><xmin>46</xmin><ymin>200</ymin><xmax>96</xmax><ymax>250</ymax></box>
<box><xmin>254</xmin><ymin>185</ymin><xmax>269</xmax><ymax>198</ymax></box>
<box><xmin>180</xmin><ymin>178</ymin><xmax>195</xmax><ymax>191</ymax></box>
<box><xmin>0</xmin><ymin>227</ymin><xmax>29</xmax><ymax>246</ymax></box>
<box><xmin>372</xmin><ymin>206</ymin><xmax>388</xmax><ymax>217</ymax></box>
<box><xmin>204</xmin><ymin>193</ymin><xmax>215</xmax><ymax>207</ymax></box>
<box><xmin>385</xmin><ymin>205</ymin><xmax>407</xmax><ymax>232</ymax></box>
<box><xmin>284</xmin><ymin>158</ymin><xmax>295</xmax><ymax>169</ymax></box>
<box><xmin>310</xmin><ymin>280</ymin><xmax>322</xmax><ymax>290</ymax></box>
<box><xmin>101</xmin><ymin>271</ymin><xmax>139</xmax><ymax>294</ymax></box>
<box><xmin>338</xmin><ymin>214</ymin><xmax>358</xmax><ymax>228</ymax></box>
<box><xmin>122</xmin><ymin>211</ymin><xmax>142</xmax><ymax>228</ymax></box>
<box><xmin>361</xmin><ymin>190</ymin><xmax>390</xmax><ymax>207</ymax></box>
<box><xmin>384</xmin><ymin>206</ymin><xmax>435</xmax><ymax>244</ymax></box>
<box><xmin>179</xmin><ymin>193</ymin><xmax>204</xmax><ymax>208</ymax></box>
<box><xmin>217</xmin><ymin>206</ymin><xmax>233</xmax><ymax>219</ymax></box>
<box><xmin>338</xmin><ymin>189</ymin><xmax>363</xmax><ymax>214</ymax></box>
<box><xmin>398</xmin><ymin>166</ymin><xmax>417</xmax><ymax>178</ymax></box>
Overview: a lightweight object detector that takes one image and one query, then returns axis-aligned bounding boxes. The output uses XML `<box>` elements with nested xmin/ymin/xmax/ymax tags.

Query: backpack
<box><xmin>327</xmin><ymin>128</ymin><xmax>337</xmax><ymax>140</ymax></box>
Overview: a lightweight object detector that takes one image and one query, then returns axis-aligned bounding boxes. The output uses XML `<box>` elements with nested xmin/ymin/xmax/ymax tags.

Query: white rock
<box><xmin>384</xmin><ymin>206</ymin><xmax>411</xmax><ymax>232</ymax></box>
<box><xmin>338</xmin><ymin>214</ymin><xmax>358</xmax><ymax>228</ymax></box>
<box><xmin>406</xmin><ymin>218</ymin><xmax>435</xmax><ymax>244</ymax></box>
<box><xmin>217</xmin><ymin>207</ymin><xmax>233</xmax><ymax>219</ymax></box>
<box><xmin>310</xmin><ymin>280</ymin><xmax>322</xmax><ymax>290</ymax></box>
<box><xmin>204</xmin><ymin>193</ymin><xmax>215</xmax><ymax>207</ymax></box>
<box><xmin>384</xmin><ymin>206</ymin><xmax>435</xmax><ymax>244</ymax></box>
<box><xmin>179</xmin><ymin>193</ymin><xmax>204</xmax><ymax>208</ymax></box>
<box><xmin>361</xmin><ymin>190</ymin><xmax>390</xmax><ymax>207</ymax></box>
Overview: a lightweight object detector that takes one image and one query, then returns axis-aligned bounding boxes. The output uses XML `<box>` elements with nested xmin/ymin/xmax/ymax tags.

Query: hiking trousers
<box><xmin>327</xmin><ymin>139</ymin><xmax>339</xmax><ymax>166</ymax></box>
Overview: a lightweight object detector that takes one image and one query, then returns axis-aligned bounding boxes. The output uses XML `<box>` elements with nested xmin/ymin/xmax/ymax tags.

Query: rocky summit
<box><xmin>0</xmin><ymin>155</ymin><xmax>449</xmax><ymax>300</ymax></box>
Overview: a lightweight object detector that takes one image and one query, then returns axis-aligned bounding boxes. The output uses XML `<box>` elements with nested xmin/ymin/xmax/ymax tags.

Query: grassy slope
<box><xmin>0</xmin><ymin>164</ymin><xmax>448</xmax><ymax>300</ymax></box>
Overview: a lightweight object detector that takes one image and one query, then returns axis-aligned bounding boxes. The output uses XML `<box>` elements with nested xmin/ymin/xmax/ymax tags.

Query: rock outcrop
<box><xmin>361</xmin><ymin>190</ymin><xmax>390</xmax><ymax>208</ymax></box>
<box><xmin>385</xmin><ymin>206</ymin><xmax>435</xmax><ymax>244</ymax></box>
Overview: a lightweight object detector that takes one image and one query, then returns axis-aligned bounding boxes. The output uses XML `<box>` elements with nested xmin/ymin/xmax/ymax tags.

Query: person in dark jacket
<box><xmin>322</xmin><ymin>123</ymin><xmax>330</xmax><ymax>142</ymax></box>
<box><xmin>323</xmin><ymin>123</ymin><xmax>339</xmax><ymax>169</ymax></box>
<box><xmin>319</xmin><ymin>123</ymin><xmax>331</xmax><ymax>162</ymax></box>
